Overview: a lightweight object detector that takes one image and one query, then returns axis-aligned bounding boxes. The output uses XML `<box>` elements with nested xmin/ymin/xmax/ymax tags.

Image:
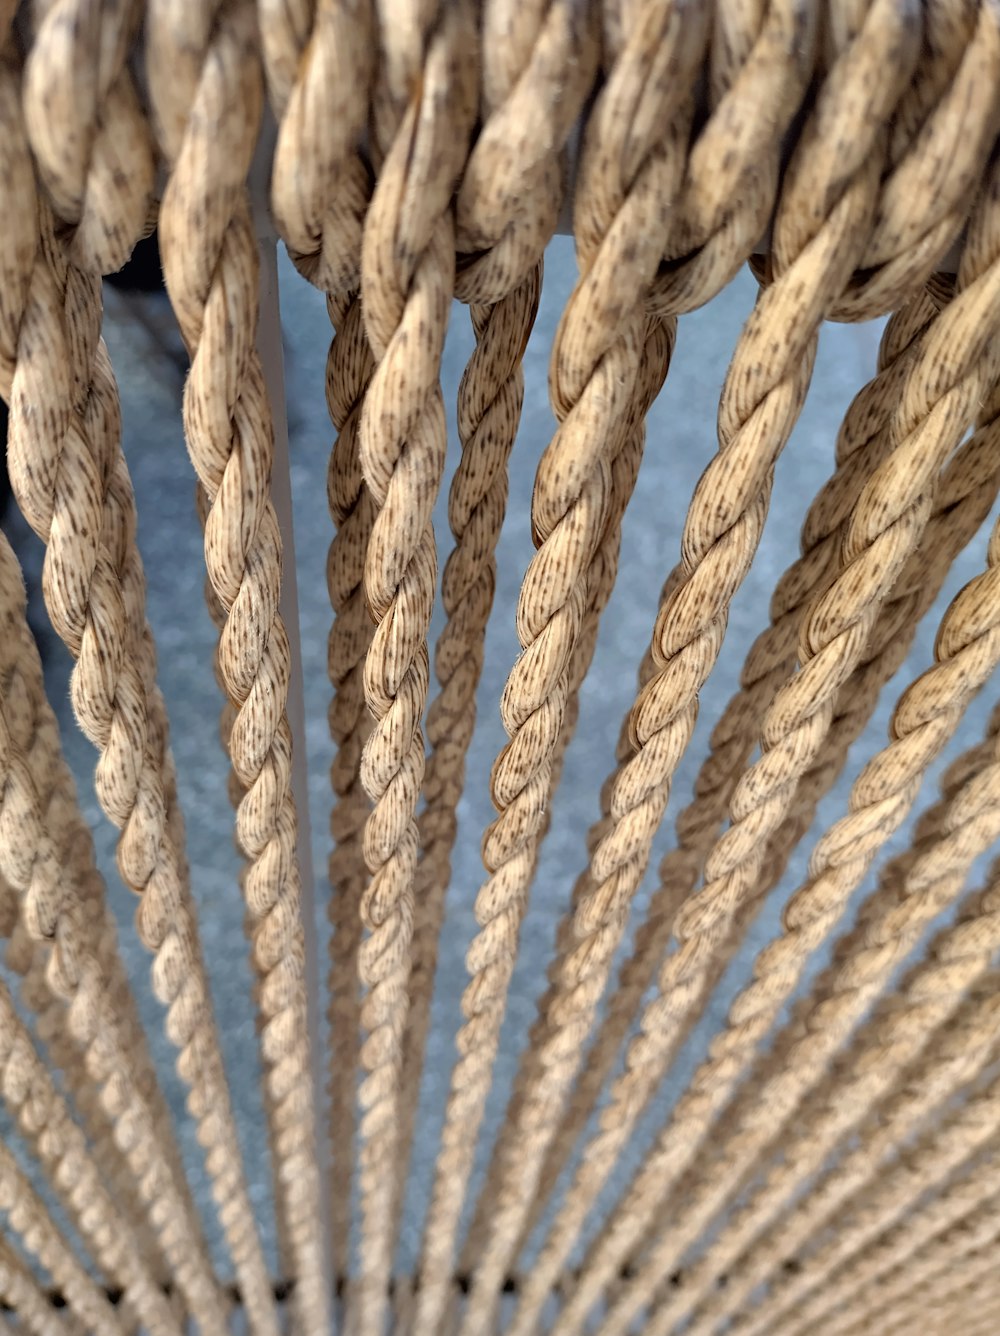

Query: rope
<box><xmin>536</xmin><ymin>133</ymin><xmax>1000</xmax><ymax>1336</ymax></box>
<box><xmin>416</xmin><ymin>7</ymin><xmax>709</xmax><ymax>1327</ymax></box>
<box><xmin>145</xmin><ymin>0</ymin><xmax>329</xmax><ymax>1329</ymax></box>
<box><xmin>396</xmin><ymin>0</ymin><xmax>595</xmax><ymax>1249</ymax></box>
<box><xmin>515</xmin><ymin>284</ymin><xmax>943</xmax><ymax>1252</ymax></box>
<box><xmin>0</xmin><ymin>7</ymin><xmax>998</xmax><ymax>1333</ymax></box>
<box><xmin>355</xmin><ymin>5</ymin><xmax>477</xmax><ymax>1329</ymax></box>
<box><xmin>260</xmin><ymin>0</ymin><xmax>375</xmax><ymax>1275</ymax></box>
<box><xmin>0</xmin><ymin>17</ymin><xmax>277</xmax><ymax>1334</ymax></box>
<box><xmin>0</xmin><ymin>1237</ymin><xmax>78</xmax><ymax>1336</ymax></box>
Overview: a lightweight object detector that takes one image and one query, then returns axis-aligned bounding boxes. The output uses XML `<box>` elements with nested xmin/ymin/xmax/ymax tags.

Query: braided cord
<box><xmin>538</xmin><ymin>121</ymin><xmax>1000</xmax><ymax>1336</ymax></box>
<box><xmin>645</xmin><ymin>711</ymin><xmax>1000</xmax><ymax>1336</ymax></box>
<box><xmin>753</xmin><ymin>1060</ymin><xmax>1000</xmax><ymax>1336</ymax></box>
<box><xmin>415</xmin><ymin>7</ymin><xmax>710</xmax><ymax>1327</ymax></box>
<box><xmin>396</xmin><ymin>0</ymin><xmax>596</xmax><ymax>1245</ymax></box>
<box><xmin>146</xmin><ymin>1</ymin><xmax>327</xmax><ymax>1328</ymax></box>
<box><xmin>0</xmin><ymin>1237</ymin><xmax>70</xmax><ymax>1336</ymax></box>
<box><xmin>712</xmin><ymin>953</ymin><xmax>1000</xmax><ymax>1336</ymax></box>
<box><xmin>0</xmin><ymin>20</ymin><xmax>276</xmax><ymax>1334</ymax></box>
<box><xmin>353</xmin><ymin>6</ymin><xmax>477</xmax><ymax>1328</ymax></box>
<box><xmin>260</xmin><ymin>0</ymin><xmax>375</xmax><ymax>1275</ymax></box>
<box><xmin>515</xmin><ymin>286</ymin><xmax>942</xmax><ymax>1254</ymax></box>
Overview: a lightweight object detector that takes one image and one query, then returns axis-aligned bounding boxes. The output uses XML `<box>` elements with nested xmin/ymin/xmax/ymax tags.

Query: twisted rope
<box><xmin>518</xmin><ymin>285</ymin><xmax>943</xmax><ymax>1247</ymax></box>
<box><xmin>752</xmin><ymin>1058</ymin><xmax>1000</xmax><ymax>1336</ymax></box>
<box><xmin>260</xmin><ymin>0</ymin><xmax>375</xmax><ymax>1273</ymax></box>
<box><xmin>648</xmin><ymin>717</ymin><xmax>1000</xmax><ymax>1336</ymax></box>
<box><xmin>146</xmin><ymin>0</ymin><xmax>328</xmax><ymax>1328</ymax></box>
<box><xmin>0</xmin><ymin>1237</ymin><xmax>70</xmax><ymax>1336</ymax></box>
<box><xmin>0</xmin><ymin>20</ymin><xmax>277</xmax><ymax>1333</ymax></box>
<box><xmin>416</xmin><ymin>7</ymin><xmax>709</xmax><ymax>1327</ymax></box>
<box><xmin>396</xmin><ymin>0</ymin><xmax>595</xmax><ymax>1245</ymax></box>
<box><xmin>354</xmin><ymin>5</ymin><xmax>477</xmax><ymax>1328</ymax></box>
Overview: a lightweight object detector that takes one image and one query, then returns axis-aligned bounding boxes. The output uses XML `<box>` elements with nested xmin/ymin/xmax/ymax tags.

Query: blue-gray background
<box><xmin>3</xmin><ymin>241</ymin><xmax>996</xmax><ymax>1286</ymax></box>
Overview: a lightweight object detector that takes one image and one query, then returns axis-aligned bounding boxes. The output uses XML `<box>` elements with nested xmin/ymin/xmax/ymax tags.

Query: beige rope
<box><xmin>11</xmin><ymin>932</ymin><xmax>172</xmax><ymax>1288</ymax></box>
<box><xmin>648</xmin><ymin>733</ymin><xmax>1000</xmax><ymax>1335</ymax></box>
<box><xmin>604</xmin><ymin>673</ymin><xmax>1000</xmax><ymax>1336</ymax></box>
<box><xmin>753</xmin><ymin>1066</ymin><xmax>1000</xmax><ymax>1336</ymax></box>
<box><xmin>416</xmin><ymin>8</ymin><xmax>710</xmax><ymax>1327</ymax></box>
<box><xmin>516</xmin><ymin>284</ymin><xmax>944</xmax><ymax>1250</ymax></box>
<box><xmin>260</xmin><ymin>0</ymin><xmax>375</xmax><ymax>1276</ymax></box>
<box><xmin>830</xmin><ymin>1186</ymin><xmax>1000</xmax><ymax>1336</ymax></box>
<box><xmin>146</xmin><ymin>2</ymin><xmax>331</xmax><ymax>1330</ymax></box>
<box><xmin>0</xmin><ymin>976</ymin><xmax>181</xmax><ymax>1336</ymax></box>
<box><xmin>0</xmin><ymin>1141</ymin><xmax>124</xmax><ymax>1336</ymax></box>
<box><xmin>354</xmin><ymin>5</ymin><xmax>477</xmax><ymax>1329</ymax></box>
<box><xmin>0</xmin><ymin>1236</ymin><xmax>76</xmax><ymax>1336</ymax></box>
<box><xmin>692</xmin><ymin>964</ymin><xmax>1000</xmax><ymax>1335</ymax></box>
<box><xmin>624</xmin><ymin>366</ymin><xmax>1000</xmax><ymax>1334</ymax></box>
<box><xmin>23</xmin><ymin>0</ymin><xmax>155</xmax><ymax>277</ymax></box>
<box><xmin>503</xmin><ymin>11</ymin><xmax>959</xmax><ymax>1329</ymax></box>
<box><xmin>0</xmin><ymin>8</ymin><xmax>999</xmax><ymax>1334</ymax></box>
<box><xmin>535</xmin><ymin>154</ymin><xmax>1000</xmax><ymax>1336</ymax></box>
<box><xmin>461</xmin><ymin>306</ymin><xmax>676</xmax><ymax>1275</ymax></box>
<box><xmin>0</xmin><ymin>537</ymin><xmax>230</xmax><ymax>1335</ymax></box>
<box><xmin>396</xmin><ymin>0</ymin><xmax>595</xmax><ymax>1243</ymax></box>
<box><xmin>0</xmin><ymin>19</ymin><xmax>277</xmax><ymax>1335</ymax></box>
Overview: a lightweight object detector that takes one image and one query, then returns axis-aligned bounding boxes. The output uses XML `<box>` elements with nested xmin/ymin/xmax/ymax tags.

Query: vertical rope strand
<box><xmin>354</xmin><ymin>6</ymin><xmax>477</xmax><ymax>1329</ymax></box>
<box><xmin>397</xmin><ymin>0</ymin><xmax>596</xmax><ymax>1241</ymax></box>
<box><xmin>145</xmin><ymin>1</ymin><xmax>330</xmax><ymax>1329</ymax></box>
<box><xmin>535</xmin><ymin>139</ymin><xmax>1000</xmax><ymax>1336</ymax></box>
<box><xmin>0</xmin><ymin>20</ymin><xmax>277</xmax><ymax>1335</ymax></box>
<box><xmin>0</xmin><ymin>1238</ymin><xmax>72</xmax><ymax>1336</ymax></box>
<box><xmin>503</xmin><ymin>283</ymin><xmax>941</xmax><ymax>1260</ymax></box>
<box><xmin>260</xmin><ymin>0</ymin><xmax>375</xmax><ymax>1278</ymax></box>
<box><xmin>415</xmin><ymin>8</ymin><xmax>710</xmax><ymax>1328</ymax></box>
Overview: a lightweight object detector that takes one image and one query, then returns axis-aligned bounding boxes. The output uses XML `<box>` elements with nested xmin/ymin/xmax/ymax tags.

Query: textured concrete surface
<box><xmin>2</xmin><ymin>241</ymin><xmax>996</xmax><ymax>1285</ymax></box>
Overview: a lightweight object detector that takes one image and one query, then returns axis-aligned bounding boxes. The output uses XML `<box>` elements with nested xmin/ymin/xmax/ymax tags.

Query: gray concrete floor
<box><xmin>2</xmin><ymin>241</ymin><xmax>997</xmax><ymax>1287</ymax></box>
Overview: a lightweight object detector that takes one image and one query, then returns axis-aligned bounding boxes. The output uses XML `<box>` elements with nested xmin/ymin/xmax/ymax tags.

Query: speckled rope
<box><xmin>396</xmin><ymin>0</ymin><xmax>595</xmax><ymax>1244</ymax></box>
<box><xmin>259</xmin><ymin>0</ymin><xmax>375</xmax><ymax>1276</ymax></box>
<box><xmin>354</xmin><ymin>5</ymin><xmax>477</xmax><ymax>1329</ymax></box>
<box><xmin>0</xmin><ymin>18</ymin><xmax>277</xmax><ymax>1334</ymax></box>
<box><xmin>416</xmin><ymin>7</ymin><xmax>709</xmax><ymax>1329</ymax></box>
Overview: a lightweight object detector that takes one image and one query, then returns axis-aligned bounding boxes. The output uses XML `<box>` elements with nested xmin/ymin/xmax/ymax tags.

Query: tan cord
<box><xmin>0</xmin><ymin>1237</ymin><xmax>72</xmax><ymax>1336</ymax></box>
<box><xmin>519</xmin><ymin>285</ymin><xmax>943</xmax><ymax>1249</ymax></box>
<box><xmin>0</xmin><ymin>976</ymin><xmax>181</xmax><ymax>1336</ymax></box>
<box><xmin>22</xmin><ymin>0</ymin><xmax>155</xmax><ymax>277</ymax></box>
<box><xmin>0</xmin><ymin>507</ymin><xmax>207</xmax><ymax>1289</ymax></box>
<box><xmin>829</xmin><ymin>1184</ymin><xmax>1000</xmax><ymax>1336</ymax></box>
<box><xmin>12</xmin><ymin>935</ymin><xmax>171</xmax><ymax>1289</ymax></box>
<box><xmin>260</xmin><ymin>0</ymin><xmax>375</xmax><ymax>1276</ymax></box>
<box><xmin>145</xmin><ymin>1</ymin><xmax>330</xmax><ymax>1330</ymax></box>
<box><xmin>755</xmin><ymin>1067</ymin><xmax>1000</xmax><ymax>1336</ymax></box>
<box><xmin>873</xmin><ymin>1267</ymin><xmax>1000</xmax><ymax>1336</ymax></box>
<box><xmin>396</xmin><ymin>0</ymin><xmax>596</xmax><ymax>1240</ymax></box>
<box><xmin>0</xmin><ymin>538</ymin><xmax>230</xmax><ymax>1335</ymax></box>
<box><xmin>354</xmin><ymin>5</ymin><xmax>477</xmax><ymax>1330</ymax></box>
<box><xmin>649</xmin><ymin>729</ymin><xmax>1000</xmax><ymax>1335</ymax></box>
<box><xmin>606</xmin><ymin>675</ymin><xmax>1000</xmax><ymax>1336</ymax></box>
<box><xmin>416</xmin><ymin>7</ymin><xmax>711</xmax><ymax>1328</ymax></box>
<box><xmin>0</xmin><ymin>20</ymin><xmax>276</xmax><ymax>1336</ymax></box>
<box><xmin>540</xmin><ymin>150</ymin><xmax>1000</xmax><ymax>1336</ymax></box>
<box><xmin>700</xmin><ymin>964</ymin><xmax>1000</xmax><ymax>1336</ymax></box>
<box><xmin>831</xmin><ymin>0</ymin><xmax>1000</xmax><ymax>321</ymax></box>
<box><xmin>504</xmin><ymin>9</ymin><xmax>945</xmax><ymax>1329</ymax></box>
<box><xmin>321</xmin><ymin>293</ymin><xmax>377</xmax><ymax>1283</ymax></box>
<box><xmin>0</xmin><ymin>1141</ymin><xmax>124</xmax><ymax>1336</ymax></box>
<box><xmin>1</xmin><ymin>8</ymin><xmax>1000</xmax><ymax>1332</ymax></box>
<box><xmin>630</xmin><ymin>368</ymin><xmax>1000</xmax><ymax>1335</ymax></box>
<box><xmin>461</xmin><ymin>306</ymin><xmax>675</xmax><ymax>1276</ymax></box>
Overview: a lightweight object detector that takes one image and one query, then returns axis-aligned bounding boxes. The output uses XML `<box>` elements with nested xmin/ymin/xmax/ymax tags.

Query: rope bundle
<box><xmin>0</xmin><ymin>2</ymin><xmax>997</xmax><ymax>1335</ymax></box>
